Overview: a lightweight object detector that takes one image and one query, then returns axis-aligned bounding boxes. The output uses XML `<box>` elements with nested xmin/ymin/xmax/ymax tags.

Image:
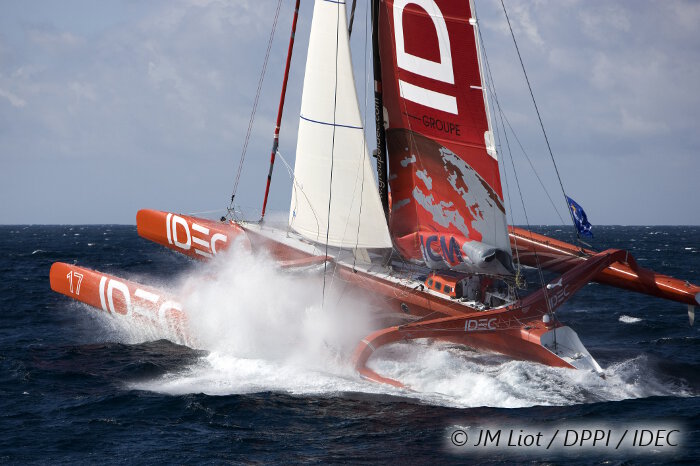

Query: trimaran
<box><xmin>51</xmin><ymin>0</ymin><xmax>699</xmax><ymax>388</ymax></box>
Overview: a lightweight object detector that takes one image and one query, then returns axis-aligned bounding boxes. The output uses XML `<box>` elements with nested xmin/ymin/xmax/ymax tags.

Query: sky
<box><xmin>1</xmin><ymin>0</ymin><xmax>698</xmax><ymax>225</ymax></box>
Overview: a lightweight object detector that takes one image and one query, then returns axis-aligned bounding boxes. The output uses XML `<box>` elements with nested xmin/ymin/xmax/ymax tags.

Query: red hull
<box><xmin>510</xmin><ymin>226</ymin><xmax>700</xmax><ymax>307</ymax></box>
<box><xmin>48</xmin><ymin>209</ymin><xmax>698</xmax><ymax>387</ymax></box>
<box><xmin>49</xmin><ymin>262</ymin><xmax>192</xmax><ymax>347</ymax></box>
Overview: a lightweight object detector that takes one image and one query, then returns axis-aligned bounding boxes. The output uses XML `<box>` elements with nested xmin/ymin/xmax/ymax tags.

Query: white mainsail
<box><xmin>289</xmin><ymin>0</ymin><xmax>392</xmax><ymax>250</ymax></box>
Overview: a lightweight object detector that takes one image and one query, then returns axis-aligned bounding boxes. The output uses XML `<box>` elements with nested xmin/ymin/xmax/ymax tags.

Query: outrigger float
<box><xmin>51</xmin><ymin>1</ymin><xmax>698</xmax><ymax>388</ymax></box>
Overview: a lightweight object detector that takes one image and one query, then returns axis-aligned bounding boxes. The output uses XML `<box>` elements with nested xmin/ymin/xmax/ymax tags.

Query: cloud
<box><xmin>508</xmin><ymin>2</ymin><xmax>544</xmax><ymax>48</ymax></box>
<box><xmin>0</xmin><ymin>0</ymin><xmax>305</xmax><ymax>223</ymax></box>
<box><xmin>476</xmin><ymin>0</ymin><xmax>700</xmax><ymax>224</ymax></box>
<box><xmin>0</xmin><ymin>87</ymin><xmax>26</xmax><ymax>107</ymax></box>
<box><xmin>0</xmin><ymin>1</ymin><xmax>698</xmax><ymax>225</ymax></box>
<box><xmin>27</xmin><ymin>28</ymin><xmax>83</xmax><ymax>48</ymax></box>
<box><xmin>579</xmin><ymin>5</ymin><xmax>630</xmax><ymax>39</ymax></box>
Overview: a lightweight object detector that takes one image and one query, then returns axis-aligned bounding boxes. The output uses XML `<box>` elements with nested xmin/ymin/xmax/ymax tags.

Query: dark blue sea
<box><xmin>1</xmin><ymin>225</ymin><xmax>698</xmax><ymax>464</ymax></box>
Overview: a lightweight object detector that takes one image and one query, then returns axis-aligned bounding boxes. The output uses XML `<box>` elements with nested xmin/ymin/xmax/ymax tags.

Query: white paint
<box><xmin>393</xmin><ymin>0</ymin><xmax>454</xmax><ymax>84</ymax></box>
<box><xmin>192</xmin><ymin>236</ymin><xmax>210</xmax><ymax>249</ymax></box>
<box><xmin>98</xmin><ymin>276</ymin><xmax>108</xmax><ymax>312</ymax></box>
<box><xmin>210</xmin><ymin>233</ymin><xmax>228</xmax><ymax>254</ymax></box>
<box><xmin>107</xmin><ymin>279</ymin><xmax>132</xmax><ymax>317</ymax></box>
<box><xmin>165</xmin><ymin>213</ymin><xmax>173</xmax><ymax>245</ymax></box>
<box><xmin>135</xmin><ymin>288</ymin><xmax>160</xmax><ymax>304</ymax></box>
<box><xmin>398</xmin><ymin>80</ymin><xmax>457</xmax><ymax>114</ymax></box>
<box><xmin>171</xmin><ymin>215</ymin><xmax>191</xmax><ymax>250</ymax></box>
<box><xmin>192</xmin><ymin>223</ymin><xmax>209</xmax><ymax>235</ymax></box>
<box><xmin>393</xmin><ymin>0</ymin><xmax>457</xmax><ymax>113</ymax></box>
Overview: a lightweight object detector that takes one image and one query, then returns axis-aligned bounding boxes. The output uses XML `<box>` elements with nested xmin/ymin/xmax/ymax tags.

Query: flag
<box><xmin>566</xmin><ymin>196</ymin><xmax>593</xmax><ymax>238</ymax></box>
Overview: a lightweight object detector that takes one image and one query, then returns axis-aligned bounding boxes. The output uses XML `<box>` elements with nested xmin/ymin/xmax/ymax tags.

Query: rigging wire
<box><xmin>348</xmin><ymin>0</ymin><xmax>358</xmax><ymax>37</ymax></box>
<box><xmin>495</xmin><ymin>1</ymin><xmax>561</xmax><ymax>344</ymax></box>
<box><xmin>473</xmin><ymin>2</ymin><xmax>555</xmax><ymax>330</ymax></box>
<box><xmin>185</xmin><ymin>208</ymin><xmax>228</xmax><ymax>217</ymax></box>
<box><xmin>276</xmin><ymin>150</ymin><xmax>321</xmax><ymax>239</ymax></box>
<box><xmin>322</xmin><ymin>2</ymin><xmax>342</xmax><ymax>306</ymax></box>
<box><xmin>479</xmin><ymin>30</ymin><xmax>562</xmax><ymax>228</ymax></box>
<box><xmin>476</xmin><ymin>20</ymin><xmax>566</xmax><ymax>226</ymax></box>
<box><xmin>499</xmin><ymin>112</ymin><xmax>567</xmax><ymax>225</ymax></box>
<box><xmin>352</xmin><ymin>0</ymin><xmax>371</xmax><ymax>270</ymax></box>
<box><xmin>499</xmin><ymin>0</ymin><xmax>577</xmax><ymax>235</ymax></box>
<box><xmin>326</xmin><ymin>0</ymin><xmax>371</xmax><ymax>288</ymax></box>
<box><xmin>474</xmin><ymin>19</ymin><xmax>522</xmax><ymax>289</ymax></box>
<box><xmin>226</xmin><ymin>0</ymin><xmax>283</xmax><ymax>218</ymax></box>
<box><xmin>499</xmin><ymin>95</ymin><xmax>557</xmax><ymax>326</ymax></box>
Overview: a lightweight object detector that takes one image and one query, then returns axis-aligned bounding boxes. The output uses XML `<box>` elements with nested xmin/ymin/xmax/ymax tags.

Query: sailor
<box><xmin>480</xmin><ymin>276</ymin><xmax>494</xmax><ymax>306</ymax></box>
<box><xmin>462</xmin><ymin>275</ymin><xmax>480</xmax><ymax>301</ymax></box>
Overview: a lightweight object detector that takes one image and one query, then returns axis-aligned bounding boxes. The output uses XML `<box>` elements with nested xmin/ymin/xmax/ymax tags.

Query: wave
<box><xmin>80</xmin><ymin>244</ymin><xmax>694</xmax><ymax>409</ymax></box>
<box><xmin>129</xmin><ymin>341</ymin><xmax>693</xmax><ymax>409</ymax></box>
<box><xmin>619</xmin><ymin>315</ymin><xmax>642</xmax><ymax>324</ymax></box>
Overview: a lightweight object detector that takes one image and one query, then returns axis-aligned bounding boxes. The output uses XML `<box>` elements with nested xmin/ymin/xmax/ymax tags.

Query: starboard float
<box><xmin>50</xmin><ymin>0</ymin><xmax>699</xmax><ymax>389</ymax></box>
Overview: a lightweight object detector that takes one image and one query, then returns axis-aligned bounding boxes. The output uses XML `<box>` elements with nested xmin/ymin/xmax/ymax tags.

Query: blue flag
<box><xmin>566</xmin><ymin>196</ymin><xmax>593</xmax><ymax>238</ymax></box>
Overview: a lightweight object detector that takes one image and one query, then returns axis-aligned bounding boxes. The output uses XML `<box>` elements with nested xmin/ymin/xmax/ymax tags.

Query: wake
<box><xmin>80</xmin><ymin>244</ymin><xmax>692</xmax><ymax>408</ymax></box>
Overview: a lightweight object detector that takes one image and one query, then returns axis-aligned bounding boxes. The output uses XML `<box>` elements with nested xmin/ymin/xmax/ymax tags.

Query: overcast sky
<box><xmin>1</xmin><ymin>0</ymin><xmax>698</xmax><ymax>225</ymax></box>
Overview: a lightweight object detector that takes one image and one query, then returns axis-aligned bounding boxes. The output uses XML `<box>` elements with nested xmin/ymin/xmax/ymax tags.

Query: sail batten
<box><xmin>379</xmin><ymin>0</ymin><xmax>513</xmax><ymax>274</ymax></box>
<box><xmin>299</xmin><ymin>115</ymin><xmax>364</xmax><ymax>130</ymax></box>
<box><xmin>289</xmin><ymin>0</ymin><xmax>392</xmax><ymax>250</ymax></box>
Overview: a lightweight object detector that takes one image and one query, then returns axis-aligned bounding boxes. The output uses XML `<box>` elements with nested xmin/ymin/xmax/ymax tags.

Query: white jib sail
<box><xmin>289</xmin><ymin>0</ymin><xmax>392</xmax><ymax>250</ymax></box>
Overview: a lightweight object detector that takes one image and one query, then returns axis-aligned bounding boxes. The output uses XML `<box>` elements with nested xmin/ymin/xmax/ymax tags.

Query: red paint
<box><xmin>510</xmin><ymin>226</ymin><xmax>700</xmax><ymax>306</ymax></box>
<box><xmin>52</xmin><ymin>211</ymin><xmax>699</xmax><ymax>388</ymax></box>
<box><xmin>378</xmin><ymin>1</ymin><xmax>506</xmax><ymax>264</ymax></box>
<box><xmin>260</xmin><ymin>0</ymin><xmax>301</xmax><ymax>220</ymax></box>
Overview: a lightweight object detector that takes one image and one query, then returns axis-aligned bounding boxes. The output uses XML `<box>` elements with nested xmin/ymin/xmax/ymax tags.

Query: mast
<box><xmin>260</xmin><ymin>0</ymin><xmax>301</xmax><ymax>221</ymax></box>
<box><xmin>371</xmin><ymin>0</ymin><xmax>390</xmax><ymax>219</ymax></box>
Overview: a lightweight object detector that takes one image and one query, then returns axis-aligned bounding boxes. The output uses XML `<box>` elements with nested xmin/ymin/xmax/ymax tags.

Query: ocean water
<box><xmin>0</xmin><ymin>225</ymin><xmax>698</xmax><ymax>464</ymax></box>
